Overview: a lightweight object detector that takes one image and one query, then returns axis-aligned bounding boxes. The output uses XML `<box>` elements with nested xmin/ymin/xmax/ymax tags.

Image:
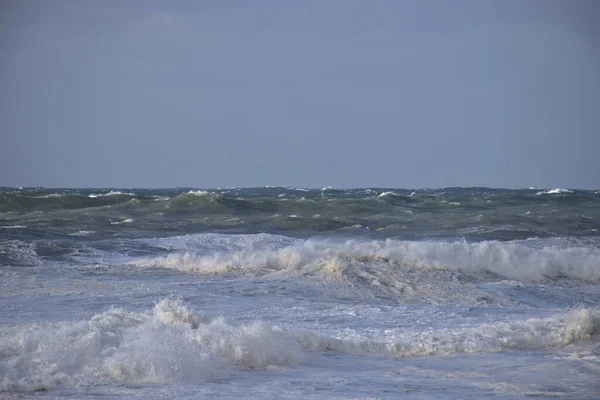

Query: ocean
<box><xmin>1</xmin><ymin>187</ymin><xmax>599</xmax><ymax>399</ymax></box>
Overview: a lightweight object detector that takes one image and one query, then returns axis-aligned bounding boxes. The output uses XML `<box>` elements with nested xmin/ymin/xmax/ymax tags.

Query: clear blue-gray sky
<box><xmin>1</xmin><ymin>0</ymin><xmax>599</xmax><ymax>189</ymax></box>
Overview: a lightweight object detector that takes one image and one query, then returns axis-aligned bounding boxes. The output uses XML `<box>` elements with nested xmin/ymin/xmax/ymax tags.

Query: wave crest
<box><xmin>132</xmin><ymin>236</ymin><xmax>600</xmax><ymax>283</ymax></box>
<box><xmin>0</xmin><ymin>299</ymin><xmax>303</xmax><ymax>392</ymax></box>
<box><xmin>2</xmin><ymin>299</ymin><xmax>598</xmax><ymax>392</ymax></box>
<box><xmin>536</xmin><ymin>188</ymin><xmax>574</xmax><ymax>195</ymax></box>
<box><xmin>292</xmin><ymin>308</ymin><xmax>600</xmax><ymax>358</ymax></box>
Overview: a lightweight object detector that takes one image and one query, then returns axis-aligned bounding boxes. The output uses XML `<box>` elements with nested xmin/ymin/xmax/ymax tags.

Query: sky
<box><xmin>1</xmin><ymin>0</ymin><xmax>599</xmax><ymax>189</ymax></box>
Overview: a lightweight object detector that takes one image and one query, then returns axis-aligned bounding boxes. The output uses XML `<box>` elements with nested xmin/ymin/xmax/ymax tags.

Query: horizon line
<box><xmin>1</xmin><ymin>185</ymin><xmax>598</xmax><ymax>191</ymax></box>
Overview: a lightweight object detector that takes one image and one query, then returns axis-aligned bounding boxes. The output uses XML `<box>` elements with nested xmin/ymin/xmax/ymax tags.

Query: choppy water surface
<box><xmin>1</xmin><ymin>187</ymin><xmax>599</xmax><ymax>399</ymax></box>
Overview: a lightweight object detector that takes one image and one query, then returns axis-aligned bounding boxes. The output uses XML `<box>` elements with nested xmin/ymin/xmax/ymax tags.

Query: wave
<box><xmin>141</xmin><ymin>232</ymin><xmax>299</xmax><ymax>253</ymax></box>
<box><xmin>1</xmin><ymin>188</ymin><xmax>598</xmax><ymax>240</ymax></box>
<box><xmin>293</xmin><ymin>307</ymin><xmax>600</xmax><ymax>358</ymax></box>
<box><xmin>1</xmin><ymin>299</ymin><xmax>598</xmax><ymax>391</ymax></box>
<box><xmin>68</xmin><ymin>230</ymin><xmax>96</xmax><ymax>236</ymax></box>
<box><xmin>132</xmin><ymin>235</ymin><xmax>600</xmax><ymax>283</ymax></box>
<box><xmin>0</xmin><ymin>299</ymin><xmax>302</xmax><ymax>391</ymax></box>
<box><xmin>34</xmin><ymin>193</ymin><xmax>66</xmax><ymax>198</ymax></box>
<box><xmin>111</xmin><ymin>218</ymin><xmax>133</xmax><ymax>225</ymax></box>
<box><xmin>0</xmin><ymin>239</ymin><xmax>41</xmax><ymax>266</ymax></box>
<box><xmin>536</xmin><ymin>188</ymin><xmax>574</xmax><ymax>195</ymax></box>
<box><xmin>87</xmin><ymin>191</ymin><xmax>135</xmax><ymax>198</ymax></box>
<box><xmin>0</xmin><ymin>191</ymin><xmax>150</xmax><ymax>213</ymax></box>
<box><xmin>185</xmin><ymin>190</ymin><xmax>214</xmax><ymax>196</ymax></box>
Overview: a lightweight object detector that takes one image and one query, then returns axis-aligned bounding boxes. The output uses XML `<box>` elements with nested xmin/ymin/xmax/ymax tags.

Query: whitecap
<box><xmin>291</xmin><ymin>307</ymin><xmax>600</xmax><ymax>359</ymax></box>
<box><xmin>88</xmin><ymin>191</ymin><xmax>135</xmax><ymax>198</ymax></box>
<box><xmin>2</xmin><ymin>298</ymin><xmax>596</xmax><ymax>392</ymax></box>
<box><xmin>69</xmin><ymin>230</ymin><xmax>96</xmax><ymax>236</ymax></box>
<box><xmin>0</xmin><ymin>299</ymin><xmax>293</xmax><ymax>391</ymax></box>
<box><xmin>111</xmin><ymin>218</ymin><xmax>133</xmax><ymax>225</ymax></box>
<box><xmin>35</xmin><ymin>193</ymin><xmax>65</xmax><ymax>198</ymax></box>
<box><xmin>536</xmin><ymin>188</ymin><xmax>573</xmax><ymax>195</ymax></box>
<box><xmin>131</xmin><ymin>236</ymin><xmax>600</xmax><ymax>283</ymax></box>
<box><xmin>185</xmin><ymin>190</ymin><xmax>212</xmax><ymax>196</ymax></box>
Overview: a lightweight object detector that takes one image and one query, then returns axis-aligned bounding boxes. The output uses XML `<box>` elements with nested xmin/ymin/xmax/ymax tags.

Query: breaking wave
<box><xmin>0</xmin><ymin>240</ymin><xmax>41</xmax><ymax>266</ymax></box>
<box><xmin>0</xmin><ymin>299</ymin><xmax>302</xmax><ymax>391</ymax></box>
<box><xmin>536</xmin><ymin>188</ymin><xmax>574</xmax><ymax>195</ymax></box>
<box><xmin>87</xmin><ymin>191</ymin><xmax>135</xmax><ymax>198</ymax></box>
<box><xmin>1</xmin><ymin>299</ymin><xmax>598</xmax><ymax>392</ymax></box>
<box><xmin>132</xmin><ymin>235</ymin><xmax>600</xmax><ymax>283</ymax></box>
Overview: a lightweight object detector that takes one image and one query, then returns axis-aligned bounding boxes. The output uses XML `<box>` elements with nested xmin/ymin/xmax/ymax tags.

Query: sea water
<box><xmin>1</xmin><ymin>187</ymin><xmax>599</xmax><ymax>399</ymax></box>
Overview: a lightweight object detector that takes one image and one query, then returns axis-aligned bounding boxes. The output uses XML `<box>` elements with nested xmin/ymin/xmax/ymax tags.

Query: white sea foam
<box><xmin>0</xmin><ymin>240</ymin><xmax>40</xmax><ymax>266</ymax></box>
<box><xmin>0</xmin><ymin>299</ymin><xmax>302</xmax><ymax>392</ymax></box>
<box><xmin>536</xmin><ymin>188</ymin><xmax>573</xmax><ymax>195</ymax></box>
<box><xmin>292</xmin><ymin>307</ymin><xmax>600</xmax><ymax>358</ymax></box>
<box><xmin>69</xmin><ymin>230</ymin><xmax>96</xmax><ymax>236</ymax></box>
<box><xmin>1</xmin><ymin>299</ymin><xmax>597</xmax><ymax>392</ymax></box>
<box><xmin>88</xmin><ymin>191</ymin><xmax>135</xmax><ymax>198</ymax></box>
<box><xmin>141</xmin><ymin>232</ymin><xmax>298</xmax><ymax>254</ymax></box>
<box><xmin>185</xmin><ymin>190</ymin><xmax>212</xmax><ymax>196</ymax></box>
<box><xmin>111</xmin><ymin>218</ymin><xmax>133</xmax><ymax>225</ymax></box>
<box><xmin>35</xmin><ymin>193</ymin><xmax>65</xmax><ymax>198</ymax></box>
<box><xmin>0</xmin><ymin>225</ymin><xmax>26</xmax><ymax>229</ymax></box>
<box><xmin>131</xmin><ymin>235</ymin><xmax>600</xmax><ymax>283</ymax></box>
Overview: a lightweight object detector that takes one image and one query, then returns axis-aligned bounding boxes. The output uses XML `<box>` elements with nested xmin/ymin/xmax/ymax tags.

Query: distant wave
<box><xmin>1</xmin><ymin>188</ymin><xmax>597</xmax><ymax>240</ymax></box>
<box><xmin>111</xmin><ymin>218</ymin><xmax>133</xmax><ymax>225</ymax></box>
<box><xmin>0</xmin><ymin>187</ymin><xmax>592</xmax><ymax>213</ymax></box>
<box><xmin>88</xmin><ymin>191</ymin><xmax>135</xmax><ymax>198</ymax></box>
<box><xmin>536</xmin><ymin>188</ymin><xmax>574</xmax><ymax>195</ymax></box>
<box><xmin>185</xmin><ymin>190</ymin><xmax>214</xmax><ymax>196</ymax></box>
<box><xmin>34</xmin><ymin>193</ymin><xmax>66</xmax><ymax>198</ymax></box>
